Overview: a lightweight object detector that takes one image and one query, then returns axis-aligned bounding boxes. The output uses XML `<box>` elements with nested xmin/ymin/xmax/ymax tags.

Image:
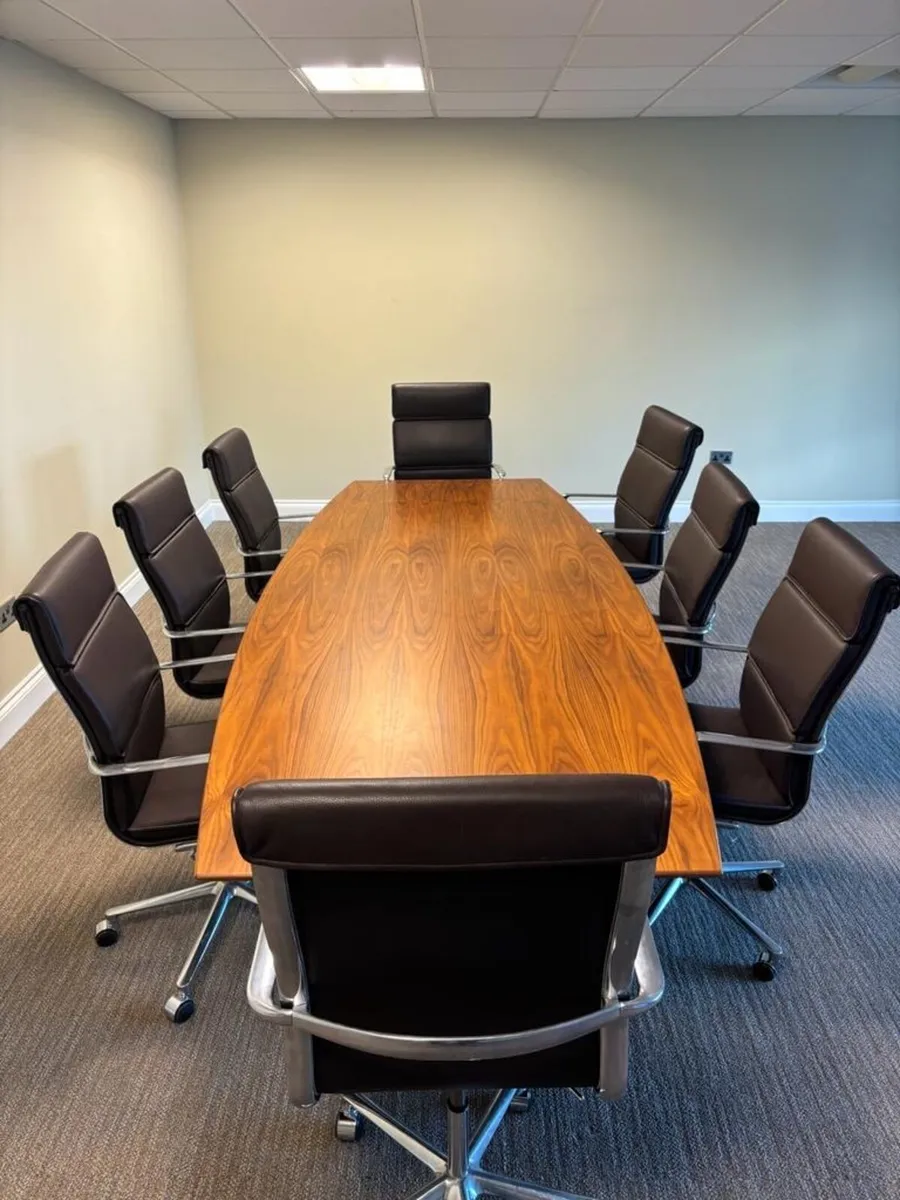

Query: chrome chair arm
<box><xmin>491</xmin><ymin>463</ymin><xmax>507</xmax><ymax>479</ymax></box>
<box><xmin>234</xmin><ymin>537</ymin><xmax>290</xmax><ymax>559</ymax></box>
<box><xmin>87</xmin><ymin>751</ymin><xmax>211</xmax><ymax>777</ymax></box>
<box><xmin>247</xmin><ymin>921</ymin><xmax>663</xmax><ymax>1062</ymax></box>
<box><xmin>663</xmin><ymin>635</ymin><xmax>747</xmax><ymax>653</ymax></box>
<box><xmin>164</xmin><ymin>624</ymin><xmax>246</xmax><ymax>639</ymax></box>
<box><xmin>696</xmin><ymin>730</ymin><xmax>826</xmax><ymax>757</ymax></box>
<box><xmin>655</xmin><ymin>620</ymin><xmax>713</xmax><ymax>636</ymax></box>
<box><xmin>225</xmin><ymin>570</ymin><xmax>275</xmax><ymax>580</ymax></box>
<box><xmin>158</xmin><ymin>653</ymin><xmax>236</xmax><ymax>670</ymax></box>
<box><xmin>600</xmin><ymin>524</ymin><xmax>668</xmax><ymax>538</ymax></box>
<box><xmin>563</xmin><ymin>491</ymin><xmax>617</xmax><ymax>501</ymax></box>
<box><xmin>383</xmin><ymin>466</ymin><xmax>395</xmax><ymax>481</ymax></box>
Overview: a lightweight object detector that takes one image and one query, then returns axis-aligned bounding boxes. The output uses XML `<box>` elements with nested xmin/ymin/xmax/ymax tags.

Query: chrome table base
<box><xmin>96</xmin><ymin>869</ymin><xmax>257</xmax><ymax>1022</ymax></box>
<box><xmin>340</xmin><ymin>1089</ymin><xmax>597</xmax><ymax>1200</ymax></box>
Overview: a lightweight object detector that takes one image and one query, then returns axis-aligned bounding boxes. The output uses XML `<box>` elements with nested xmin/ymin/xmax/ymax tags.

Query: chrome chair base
<box><xmin>96</xmin><ymin>873</ymin><xmax>258</xmax><ymax>1022</ymax></box>
<box><xmin>649</xmin><ymin>859</ymin><xmax>785</xmax><ymax>980</ymax></box>
<box><xmin>337</xmin><ymin>1089</ymin><xmax>597</xmax><ymax>1200</ymax></box>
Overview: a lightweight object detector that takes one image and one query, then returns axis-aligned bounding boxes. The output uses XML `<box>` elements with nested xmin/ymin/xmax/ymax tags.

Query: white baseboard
<box><xmin>204</xmin><ymin>498</ymin><xmax>327</xmax><ymax>523</ymax></box>
<box><xmin>0</xmin><ymin>498</ymin><xmax>221</xmax><ymax>751</ymax></box>
<box><xmin>570</xmin><ymin>498</ymin><xmax>900</xmax><ymax>524</ymax></box>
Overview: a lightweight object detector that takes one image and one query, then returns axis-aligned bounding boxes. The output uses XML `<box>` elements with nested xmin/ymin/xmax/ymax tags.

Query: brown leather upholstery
<box><xmin>234</xmin><ymin>774</ymin><xmax>670</xmax><ymax>870</ymax></box>
<box><xmin>113</xmin><ymin>468</ymin><xmax>235</xmax><ymax>699</ymax></box>
<box><xmin>692</xmin><ymin>518</ymin><xmax>900</xmax><ymax>824</ymax></box>
<box><xmin>392</xmin><ymin>382</ymin><xmax>493</xmax><ymax>480</ymax></box>
<box><xmin>657</xmin><ymin>463</ymin><xmax>759</xmax><ymax>686</ymax></box>
<box><xmin>610</xmin><ymin>405</ymin><xmax>704</xmax><ymax>581</ymax></box>
<box><xmin>234</xmin><ymin>774</ymin><xmax>669</xmax><ymax>1093</ymax></box>
<box><xmin>14</xmin><ymin>533</ymin><xmax>208</xmax><ymax>847</ymax></box>
<box><xmin>202</xmin><ymin>428</ymin><xmax>281</xmax><ymax>601</ymax></box>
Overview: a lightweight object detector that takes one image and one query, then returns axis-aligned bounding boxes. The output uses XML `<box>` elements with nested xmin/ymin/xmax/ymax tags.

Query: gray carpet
<box><xmin>1</xmin><ymin>521</ymin><xmax>899</xmax><ymax>1200</ymax></box>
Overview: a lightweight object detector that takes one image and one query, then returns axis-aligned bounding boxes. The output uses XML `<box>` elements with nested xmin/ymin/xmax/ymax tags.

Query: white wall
<box><xmin>175</xmin><ymin>117</ymin><xmax>900</xmax><ymax>510</ymax></box>
<box><xmin>0</xmin><ymin>40</ymin><xmax>204</xmax><ymax>701</ymax></box>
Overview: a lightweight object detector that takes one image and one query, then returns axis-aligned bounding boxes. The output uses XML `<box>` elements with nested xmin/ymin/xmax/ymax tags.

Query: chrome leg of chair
<box><xmin>688</xmin><ymin>877</ymin><xmax>784</xmax><ymax>981</ymax></box>
<box><xmin>102</xmin><ymin>881</ymin><xmax>219</xmax><ymax>923</ymax></box>
<box><xmin>232</xmin><ymin>884</ymin><xmax>258</xmax><ymax>905</ymax></box>
<box><xmin>345</xmin><ymin>1091</ymin><xmax>598</xmax><ymax>1200</ymax></box>
<box><xmin>163</xmin><ymin>882</ymin><xmax>233</xmax><ymax>1022</ymax></box>
<box><xmin>648</xmin><ymin>876</ymin><xmax>686</xmax><ymax>926</ymax></box>
<box><xmin>720</xmin><ymin>860</ymin><xmax>784</xmax><ymax>875</ymax></box>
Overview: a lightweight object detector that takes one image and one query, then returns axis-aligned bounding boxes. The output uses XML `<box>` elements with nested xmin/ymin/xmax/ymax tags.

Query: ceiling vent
<box><xmin>799</xmin><ymin>64</ymin><xmax>900</xmax><ymax>90</ymax></box>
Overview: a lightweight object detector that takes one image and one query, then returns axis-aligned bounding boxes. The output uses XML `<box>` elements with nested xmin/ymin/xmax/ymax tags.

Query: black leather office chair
<box><xmin>203</xmin><ymin>428</ymin><xmax>304</xmax><ymax>601</ymax></box>
<box><xmin>388</xmin><ymin>382</ymin><xmax>504</xmax><ymax>480</ymax></box>
<box><xmin>566</xmin><ymin>406</ymin><xmax>704</xmax><ymax>583</ymax></box>
<box><xmin>237</xmin><ymin>774</ymin><xmax>669</xmax><ymax>1200</ymax></box>
<box><xmin>14</xmin><ymin>533</ymin><xmax>256</xmax><ymax>1022</ymax></box>
<box><xmin>654</xmin><ymin>518</ymin><xmax>900</xmax><ymax>979</ymax></box>
<box><xmin>113</xmin><ymin>467</ymin><xmax>262</xmax><ymax>699</ymax></box>
<box><xmin>631</xmin><ymin>463</ymin><xmax>760</xmax><ymax>687</ymax></box>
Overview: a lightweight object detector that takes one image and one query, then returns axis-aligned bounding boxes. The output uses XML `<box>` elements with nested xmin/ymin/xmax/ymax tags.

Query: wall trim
<box><xmin>2</xmin><ymin>493</ymin><xmax>896</xmax><ymax>749</ymax></box>
<box><xmin>0</xmin><ymin>498</ymin><xmax>219</xmax><ymax>751</ymax></box>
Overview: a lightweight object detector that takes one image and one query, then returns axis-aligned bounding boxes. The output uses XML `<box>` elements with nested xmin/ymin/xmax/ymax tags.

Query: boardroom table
<box><xmin>197</xmin><ymin>478</ymin><xmax>719</xmax><ymax>882</ymax></box>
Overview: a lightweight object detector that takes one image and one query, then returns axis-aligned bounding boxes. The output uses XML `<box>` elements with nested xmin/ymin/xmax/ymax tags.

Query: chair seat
<box><xmin>689</xmin><ymin>704</ymin><xmax>790</xmax><ymax>824</ymax></box>
<box><xmin>127</xmin><ymin>721</ymin><xmax>216</xmax><ymax>839</ymax></box>
<box><xmin>186</xmin><ymin>632</ymin><xmax>241</xmax><ymax>696</ymax></box>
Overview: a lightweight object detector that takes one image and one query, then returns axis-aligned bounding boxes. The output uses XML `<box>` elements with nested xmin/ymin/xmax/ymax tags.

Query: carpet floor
<box><xmin>1</xmin><ymin>520</ymin><xmax>898</xmax><ymax>1200</ymax></box>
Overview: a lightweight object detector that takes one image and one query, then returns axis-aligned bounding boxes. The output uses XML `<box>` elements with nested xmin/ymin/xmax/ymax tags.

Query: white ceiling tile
<box><xmin>126</xmin><ymin>91</ymin><xmax>221</xmax><ymax>111</ymax></box>
<box><xmin>752</xmin><ymin>0</ymin><xmax>900</xmax><ymax>36</ymax></box>
<box><xmin>557</xmin><ymin>66</ymin><xmax>691</xmax><ymax>90</ymax></box>
<box><xmin>80</xmin><ymin>67</ymin><xmax>181</xmax><ymax>91</ymax></box>
<box><xmin>234</xmin><ymin>0</ymin><xmax>417</xmax><ymax>38</ymax></box>
<box><xmin>119</xmin><ymin>38</ymin><xmax>283</xmax><ymax>69</ymax></box>
<box><xmin>440</xmin><ymin>110</ymin><xmax>538</xmax><ymax>117</ymax></box>
<box><xmin>421</xmin><ymin>0</ymin><xmax>595</xmax><ymax>38</ymax></box>
<box><xmin>711</xmin><ymin>34</ymin><xmax>889</xmax><ymax>66</ymax></box>
<box><xmin>850</xmin><ymin>35</ymin><xmax>900</xmax><ymax>66</ymax></box>
<box><xmin>848</xmin><ymin>91</ymin><xmax>900</xmax><ymax>112</ymax></box>
<box><xmin>51</xmin><ymin>0</ymin><xmax>252</xmax><ymax>37</ymax></box>
<box><xmin>0</xmin><ymin>0</ymin><xmax>94</xmax><ymax>39</ymax></box>
<box><xmin>426</xmin><ymin>37</ymin><xmax>574</xmax><ymax>68</ymax></box>
<box><xmin>163</xmin><ymin>68</ymin><xmax>301</xmax><ymax>92</ymax></box>
<box><xmin>200</xmin><ymin>89</ymin><xmax>325</xmax><ymax>111</ymax></box>
<box><xmin>744</xmin><ymin>87</ymin><xmax>872</xmax><ymax>113</ymax></box>
<box><xmin>319</xmin><ymin>91</ymin><xmax>431</xmax><ymax>112</ymax></box>
<box><xmin>27</xmin><ymin>38</ymin><xmax>145</xmax><ymax>68</ymax></box>
<box><xmin>686</xmin><ymin>64</ymin><xmax>822</xmax><ymax>87</ymax></box>
<box><xmin>542</xmin><ymin>89</ymin><xmax>663</xmax><ymax>114</ymax></box>
<box><xmin>432</xmin><ymin>68</ymin><xmax>557</xmax><ymax>91</ymax></box>
<box><xmin>648</xmin><ymin>86</ymin><xmax>783</xmax><ymax>112</ymax></box>
<box><xmin>589</xmin><ymin>0</ymin><xmax>778</xmax><ymax>37</ymax></box>
<box><xmin>570</xmin><ymin>36</ymin><xmax>732</xmax><ymax>67</ymax></box>
<box><xmin>224</xmin><ymin>108</ymin><xmax>331</xmax><ymax>117</ymax></box>
<box><xmin>272</xmin><ymin>37</ymin><xmax>421</xmax><ymax>67</ymax></box>
<box><xmin>434</xmin><ymin>91</ymin><xmax>546</xmax><ymax>111</ymax></box>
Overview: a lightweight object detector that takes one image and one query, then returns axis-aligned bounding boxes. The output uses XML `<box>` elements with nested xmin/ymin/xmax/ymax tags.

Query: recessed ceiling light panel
<box><xmin>297</xmin><ymin>65</ymin><xmax>425</xmax><ymax>93</ymax></box>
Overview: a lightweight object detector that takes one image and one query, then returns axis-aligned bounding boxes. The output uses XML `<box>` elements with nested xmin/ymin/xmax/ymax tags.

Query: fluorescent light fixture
<box><xmin>298</xmin><ymin>64</ymin><xmax>425</xmax><ymax>93</ymax></box>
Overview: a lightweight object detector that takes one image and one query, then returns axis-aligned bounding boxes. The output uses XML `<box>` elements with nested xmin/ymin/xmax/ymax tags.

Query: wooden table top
<box><xmin>197</xmin><ymin>479</ymin><xmax>719</xmax><ymax>881</ymax></box>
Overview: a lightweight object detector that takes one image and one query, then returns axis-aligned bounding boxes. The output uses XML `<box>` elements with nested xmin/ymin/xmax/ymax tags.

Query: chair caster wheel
<box><xmin>757</xmin><ymin>871</ymin><xmax>778</xmax><ymax>892</ymax></box>
<box><xmin>335</xmin><ymin>1106</ymin><xmax>362</xmax><ymax>1142</ymax></box>
<box><xmin>510</xmin><ymin>1089</ymin><xmax>533</xmax><ymax>1114</ymax></box>
<box><xmin>752</xmin><ymin>953</ymin><xmax>777</xmax><ymax>982</ymax></box>
<box><xmin>95</xmin><ymin>918</ymin><xmax>119</xmax><ymax>947</ymax></box>
<box><xmin>164</xmin><ymin>990</ymin><xmax>195</xmax><ymax>1023</ymax></box>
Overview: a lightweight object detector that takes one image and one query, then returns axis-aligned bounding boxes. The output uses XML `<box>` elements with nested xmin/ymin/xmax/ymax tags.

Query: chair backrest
<box><xmin>614</xmin><ymin>406</ymin><xmax>704</xmax><ymax>567</ymax></box>
<box><xmin>14</xmin><ymin>533</ymin><xmax>165</xmax><ymax>837</ymax></box>
<box><xmin>740</xmin><ymin>517</ymin><xmax>900</xmax><ymax>812</ymax></box>
<box><xmin>202</xmin><ymin>428</ymin><xmax>280</xmax><ymax>601</ymax></box>
<box><xmin>392</xmin><ymin>382</ymin><xmax>492</xmax><ymax>480</ymax></box>
<box><xmin>233</xmin><ymin>773</ymin><xmax>670</xmax><ymax>1102</ymax></box>
<box><xmin>660</xmin><ymin>463</ymin><xmax>760</xmax><ymax>686</ymax></box>
<box><xmin>113</xmin><ymin>467</ymin><xmax>230</xmax><ymax>688</ymax></box>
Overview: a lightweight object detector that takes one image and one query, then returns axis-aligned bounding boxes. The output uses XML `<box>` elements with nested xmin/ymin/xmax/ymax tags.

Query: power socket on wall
<box><xmin>709</xmin><ymin>450</ymin><xmax>733</xmax><ymax>465</ymax></box>
<box><xmin>0</xmin><ymin>597</ymin><xmax>17</xmax><ymax>633</ymax></box>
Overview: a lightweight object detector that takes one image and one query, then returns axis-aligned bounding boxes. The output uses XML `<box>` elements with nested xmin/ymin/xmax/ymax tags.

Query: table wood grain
<box><xmin>197</xmin><ymin>479</ymin><xmax>719</xmax><ymax>881</ymax></box>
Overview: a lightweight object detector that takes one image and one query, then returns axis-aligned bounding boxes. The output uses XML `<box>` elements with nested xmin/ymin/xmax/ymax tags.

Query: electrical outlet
<box><xmin>0</xmin><ymin>596</ymin><xmax>17</xmax><ymax>633</ymax></box>
<box><xmin>709</xmin><ymin>450</ymin><xmax>733</xmax><ymax>465</ymax></box>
